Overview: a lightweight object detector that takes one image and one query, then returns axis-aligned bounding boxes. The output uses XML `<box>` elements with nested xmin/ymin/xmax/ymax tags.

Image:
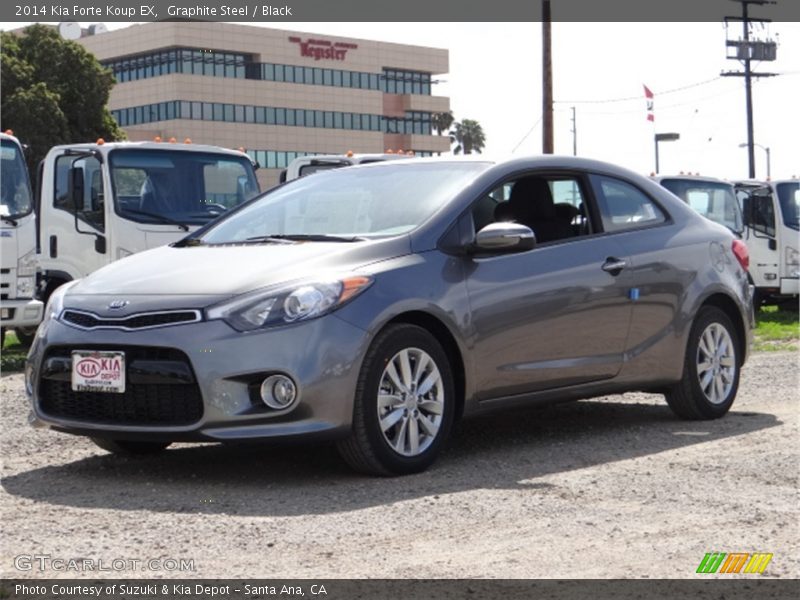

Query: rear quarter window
<box><xmin>591</xmin><ymin>175</ymin><xmax>666</xmax><ymax>233</ymax></box>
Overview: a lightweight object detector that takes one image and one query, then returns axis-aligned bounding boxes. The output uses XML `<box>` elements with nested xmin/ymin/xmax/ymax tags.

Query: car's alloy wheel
<box><xmin>337</xmin><ymin>324</ymin><xmax>454</xmax><ymax>476</ymax></box>
<box><xmin>377</xmin><ymin>347</ymin><xmax>445</xmax><ymax>457</ymax></box>
<box><xmin>695</xmin><ymin>322</ymin><xmax>736</xmax><ymax>405</ymax></box>
<box><xmin>665</xmin><ymin>306</ymin><xmax>740</xmax><ymax>420</ymax></box>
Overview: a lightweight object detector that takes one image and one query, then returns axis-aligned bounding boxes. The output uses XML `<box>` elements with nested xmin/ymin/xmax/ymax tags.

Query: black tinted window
<box><xmin>592</xmin><ymin>176</ymin><xmax>665</xmax><ymax>232</ymax></box>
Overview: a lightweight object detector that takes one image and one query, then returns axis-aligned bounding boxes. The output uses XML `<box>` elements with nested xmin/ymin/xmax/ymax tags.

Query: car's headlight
<box><xmin>38</xmin><ymin>281</ymin><xmax>79</xmax><ymax>337</ymax></box>
<box><xmin>207</xmin><ymin>276</ymin><xmax>373</xmax><ymax>331</ymax></box>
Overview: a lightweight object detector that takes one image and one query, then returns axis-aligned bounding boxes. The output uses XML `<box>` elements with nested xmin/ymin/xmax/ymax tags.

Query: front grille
<box><xmin>61</xmin><ymin>309</ymin><xmax>201</xmax><ymax>331</ymax></box>
<box><xmin>38</xmin><ymin>346</ymin><xmax>203</xmax><ymax>427</ymax></box>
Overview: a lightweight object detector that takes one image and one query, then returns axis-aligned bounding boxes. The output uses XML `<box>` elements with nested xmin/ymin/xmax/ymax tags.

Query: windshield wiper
<box><xmin>246</xmin><ymin>233</ymin><xmax>366</xmax><ymax>243</ymax></box>
<box><xmin>121</xmin><ymin>209</ymin><xmax>190</xmax><ymax>231</ymax></box>
<box><xmin>1</xmin><ymin>215</ymin><xmax>18</xmax><ymax>226</ymax></box>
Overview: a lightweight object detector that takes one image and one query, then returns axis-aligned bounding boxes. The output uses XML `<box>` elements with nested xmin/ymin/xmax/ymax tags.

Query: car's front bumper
<box><xmin>26</xmin><ymin>314</ymin><xmax>369</xmax><ymax>443</ymax></box>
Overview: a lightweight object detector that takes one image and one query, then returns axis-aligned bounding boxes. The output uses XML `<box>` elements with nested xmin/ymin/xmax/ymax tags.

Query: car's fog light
<box><xmin>260</xmin><ymin>374</ymin><xmax>297</xmax><ymax>410</ymax></box>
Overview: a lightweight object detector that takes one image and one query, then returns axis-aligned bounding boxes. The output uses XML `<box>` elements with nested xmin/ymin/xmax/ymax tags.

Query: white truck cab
<box><xmin>0</xmin><ymin>131</ymin><xmax>43</xmax><ymax>346</ymax></box>
<box><xmin>651</xmin><ymin>174</ymin><xmax>744</xmax><ymax>236</ymax></box>
<box><xmin>36</xmin><ymin>140</ymin><xmax>260</xmax><ymax>303</ymax></box>
<box><xmin>735</xmin><ymin>179</ymin><xmax>799</xmax><ymax>306</ymax></box>
<box><xmin>280</xmin><ymin>152</ymin><xmax>410</xmax><ymax>183</ymax></box>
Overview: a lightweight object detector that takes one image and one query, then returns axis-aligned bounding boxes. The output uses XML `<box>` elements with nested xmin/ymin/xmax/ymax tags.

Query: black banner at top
<box><xmin>2</xmin><ymin>0</ymin><xmax>800</xmax><ymax>23</ymax></box>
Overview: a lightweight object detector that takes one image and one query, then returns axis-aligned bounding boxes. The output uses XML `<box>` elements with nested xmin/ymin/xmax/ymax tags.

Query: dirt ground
<box><xmin>1</xmin><ymin>351</ymin><xmax>797</xmax><ymax>579</ymax></box>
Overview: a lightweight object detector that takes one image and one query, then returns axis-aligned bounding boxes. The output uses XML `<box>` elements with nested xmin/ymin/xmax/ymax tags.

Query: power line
<box><xmin>511</xmin><ymin>116</ymin><xmax>543</xmax><ymax>153</ymax></box>
<box><xmin>555</xmin><ymin>76</ymin><xmax>724</xmax><ymax>105</ymax></box>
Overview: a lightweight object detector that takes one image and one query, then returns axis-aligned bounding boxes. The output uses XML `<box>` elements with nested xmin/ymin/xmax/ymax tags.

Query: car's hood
<box><xmin>69</xmin><ymin>237</ymin><xmax>410</xmax><ymax>297</ymax></box>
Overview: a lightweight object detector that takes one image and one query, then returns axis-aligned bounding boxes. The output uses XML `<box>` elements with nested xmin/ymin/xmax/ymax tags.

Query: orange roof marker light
<box><xmin>96</xmin><ymin>138</ymin><xmax>105</xmax><ymax>145</ymax></box>
<box><xmin>238</xmin><ymin>147</ymin><xmax>246</xmax><ymax>153</ymax></box>
<box><xmin>396</xmin><ymin>149</ymin><xmax>404</xmax><ymax>154</ymax></box>
<box><xmin>386</xmin><ymin>149</ymin><xmax>394</xmax><ymax>154</ymax></box>
<box><xmin>184</xmin><ymin>138</ymin><xmax>192</xmax><ymax>144</ymax></box>
<box><xmin>406</xmin><ymin>150</ymin><xmax>415</xmax><ymax>156</ymax></box>
<box><xmin>153</xmin><ymin>136</ymin><xmax>162</xmax><ymax>143</ymax></box>
<box><xmin>4</xmin><ymin>129</ymin><xmax>13</xmax><ymax>136</ymax></box>
<box><xmin>346</xmin><ymin>150</ymin><xmax>354</xmax><ymax>158</ymax></box>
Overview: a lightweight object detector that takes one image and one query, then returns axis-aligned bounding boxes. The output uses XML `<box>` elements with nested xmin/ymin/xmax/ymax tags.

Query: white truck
<box><xmin>1</xmin><ymin>131</ymin><xmax>43</xmax><ymax>347</ymax></box>
<box><xmin>734</xmin><ymin>179</ymin><xmax>799</xmax><ymax>307</ymax></box>
<box><xmin>280</xmin><ymin>152</ymin><xmax>410</xmax><ymax>182</ymax></box>
<box><xmin>36</xmin><ymin>140</ymin><xmax>260</xmax><ymax>305</ymax></box>
<box><xmin>651</xmin><ymin>174</ymin><xmax>744</xmax><ymax>236</ymax></box>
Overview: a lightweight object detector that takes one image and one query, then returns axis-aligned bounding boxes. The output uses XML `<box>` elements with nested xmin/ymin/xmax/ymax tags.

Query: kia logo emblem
<box><xmin>108</xmin><ymin>300</ymin><xmax>129</xmax><ymax>310</ymax></box>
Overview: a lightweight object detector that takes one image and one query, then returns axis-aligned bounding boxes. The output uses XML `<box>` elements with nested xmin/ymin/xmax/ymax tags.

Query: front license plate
<box><xmin>71</xmin><ymin>351</ymin><xmax>126</xmax><ymax>393</ymax></box>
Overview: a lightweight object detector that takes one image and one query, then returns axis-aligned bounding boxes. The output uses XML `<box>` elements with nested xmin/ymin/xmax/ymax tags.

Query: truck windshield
<box><xmin>660</xmin><ymin>179</ymin><xmax>743</xmax><ymax>234</ymax></box>
<box><xmin>776</xmin><ymin>182</ymin><xmax>799</xmax><ymax>230</ymax></box>
<box><xmin>109</xmin><ymin>149</ymin><xmax>260</xmax><ymax>226</ymax></box>
<box><xmin>0</xmin><ymin>139</ymin><xmax>33</xmax><ymax>219</ymax></box>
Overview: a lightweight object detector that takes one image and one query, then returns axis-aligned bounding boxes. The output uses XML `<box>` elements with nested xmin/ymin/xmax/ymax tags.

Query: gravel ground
<box><xmin>1</xmin><ymin>351</ymin><xmax>797</xmax><ymax>579</ymax></box>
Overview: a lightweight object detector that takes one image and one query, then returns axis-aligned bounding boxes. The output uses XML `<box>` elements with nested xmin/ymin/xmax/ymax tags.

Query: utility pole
<box><xmin>721</xmin><ymin>0</ymin><xmax>778</xmax><ymax>179</ymax></box>
<box><xmin>542</xmin><ymin>0</ymin><xmax>554</xmax><ymax>154</ymax></box>
<box><xmin>570</xmin><ymin>107</ymin><xmax>577</xmax><ymax>155</ymax></box>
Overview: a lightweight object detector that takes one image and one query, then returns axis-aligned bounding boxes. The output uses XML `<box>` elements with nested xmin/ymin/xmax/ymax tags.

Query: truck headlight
<box><xmin>207</xmin><ymin>276</ymin><xmax>373</xmax><ymax>332</ymax></box>
<box><xmin>16</xmin><ymin>249</ymin><xmax>38</xmax><ymax>277</ymax></box>
<box><xmin>786</xmin><ymin>246</ymin><xmax>799</xmax><ymax>267</ymax></box>
<box><xmin>16</xmin><ymin>276</ymin><xmax>34</xmax><ymax>299</ymax></box>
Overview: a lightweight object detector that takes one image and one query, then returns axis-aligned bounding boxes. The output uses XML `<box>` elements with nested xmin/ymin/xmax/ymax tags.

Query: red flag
<box><xmin>643</xmin><ymin>85</ymin><xmax>654</xmax><ymax>122</ymax></box>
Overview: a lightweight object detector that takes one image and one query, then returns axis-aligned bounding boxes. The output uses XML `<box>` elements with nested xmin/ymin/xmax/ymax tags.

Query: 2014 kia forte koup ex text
<box><xmin>26</xmin><ymin>156</ymin><xmax>754</xmax><ymax>475</ymax></box>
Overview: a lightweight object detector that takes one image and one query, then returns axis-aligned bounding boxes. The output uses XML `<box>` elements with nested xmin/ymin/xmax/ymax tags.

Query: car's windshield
<box><xmin>660</xmin><ymin>178</ymin><xmax>743</xmax><ymax>233</ymax></box>
<box><xmin>109</xmin><ymin>149</ymin><xmax>260</xmax><ymax>226</ymax></box>
<box><xmin>776</xmin><ymin>182</ymin><xmax>799</xmax><ymax>230</ymax></box>
<box><xmin>0</xmin><ymin>139</ymin><xmax>33</xmax><ymax>219</ymax></box>
<box><xmin>199</xmin><ymin>162</ymin><xmax>488</xmax><ymax>243</ymax></box>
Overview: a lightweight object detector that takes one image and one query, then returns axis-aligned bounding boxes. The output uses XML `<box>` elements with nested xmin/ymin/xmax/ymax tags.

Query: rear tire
<box><xmin>337</xmin><ymin>324</ymin><xmax>455</xmax><ymax>476</ymax></box>
<box><xmin>665</xmin><ymin>306</ymin><xmax>741</xmax><ymax>420</ymax></box>
<box><xmin>91</xmin><ymin>438</ymin><xmax>171</xmax><ymax>455</ymax></box>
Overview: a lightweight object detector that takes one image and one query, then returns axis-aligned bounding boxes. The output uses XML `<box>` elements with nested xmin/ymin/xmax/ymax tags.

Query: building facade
<box><xmin>77</xmin><ymin>22</ymin><xmax>451</xmax><ymax>188</ymax></box>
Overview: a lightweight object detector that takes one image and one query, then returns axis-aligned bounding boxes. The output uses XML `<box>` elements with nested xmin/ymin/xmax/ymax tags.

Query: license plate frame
<box><xmin>71</xmin><ymin>350</ymin><xmax>126</xmax><ymax>393</ymax></box>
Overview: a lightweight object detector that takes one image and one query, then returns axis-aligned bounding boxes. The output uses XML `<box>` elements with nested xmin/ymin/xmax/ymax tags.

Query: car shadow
<box><xmin>2</xmin><ymin>397</ymin><xmax>780</xmax><ymax>517</ymax></box>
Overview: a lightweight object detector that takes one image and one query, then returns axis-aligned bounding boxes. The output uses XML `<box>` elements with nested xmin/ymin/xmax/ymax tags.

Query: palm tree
<box><xmin>431</xmin><ymin>111</ymin><xmax>454</xmax><ymax>136</ymax></box>
<box><xmin>450</xmin><ymin>119</ymin><xmax>486</xmax><ymax>155</ymax></box>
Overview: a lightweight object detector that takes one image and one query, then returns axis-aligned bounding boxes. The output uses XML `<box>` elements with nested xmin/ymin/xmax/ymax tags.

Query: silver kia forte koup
<box><xmin>26</xmin><ymin>157</ymin><xmax>754</xmax><ymax>475</ymax></box>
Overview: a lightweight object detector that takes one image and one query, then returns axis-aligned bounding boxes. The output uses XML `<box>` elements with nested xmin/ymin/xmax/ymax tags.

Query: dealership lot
<box><xmin>1</xmin><ymin>351</ymin><xmax>797</xmax><ymax>579</ymax></box>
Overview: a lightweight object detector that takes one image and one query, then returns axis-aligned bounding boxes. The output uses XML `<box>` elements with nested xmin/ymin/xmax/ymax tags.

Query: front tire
<box><xmin>91</xmin><ymin>438</ymin><xmax>171</xmax><ymax>455</ymax></box>
<box><xmin>15</xmin><ymin>327</ymin><xmax>36</xmax><ymax>347</ymax></box>
<box><xmin>337</xmin><ymin>324</ymin><xmax>455</xmax><ymax>476</ymax></box>
<box><xmin>665</xmin><ymin>306</ymin><xmax>741</xmax><ymax>420</ymax></box>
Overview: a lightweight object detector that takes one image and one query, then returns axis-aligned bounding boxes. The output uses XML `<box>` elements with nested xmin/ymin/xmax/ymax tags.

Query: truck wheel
<box><xmin>337</xmin><ymin>324</ymin><xmax>455</xmax><ymax>476</ymax></box>
<box><xmin>91</xmin><ymin>438</ymin><xmax>171</xmax><ymax>455</ymax></box>
<box><xmin>15</xmin><ymin>327</ymin><xmax>36</xmax><ymax>347</ymax></box>
<box><xmin>665</xmin><ymin>307</ymin><xmax>740</xmax><ymax>420</ymax></box>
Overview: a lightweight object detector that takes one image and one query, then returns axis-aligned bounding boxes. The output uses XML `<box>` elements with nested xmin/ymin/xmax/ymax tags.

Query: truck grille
<box><xmin>61</xmin><ymin>309</ymin><xmax>201</xmax><ymax>331</ymax></box>
<box><xmin>38</xmin><ymin>346</ymin><xmax>203</xmax><ymax>427</ymax></box>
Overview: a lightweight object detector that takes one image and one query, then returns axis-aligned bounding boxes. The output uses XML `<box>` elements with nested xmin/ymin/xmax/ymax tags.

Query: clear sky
<box><xmin>3</xmin><ymin>20</ymin><xmax>798</xmax><ymax>180</ymax></box>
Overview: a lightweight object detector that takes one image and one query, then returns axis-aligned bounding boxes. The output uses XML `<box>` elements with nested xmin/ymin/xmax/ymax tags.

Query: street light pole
<box><xmin>739</xmin><ymin>142</ymin><xmax>771</xmax><ymax>178</ymax></box>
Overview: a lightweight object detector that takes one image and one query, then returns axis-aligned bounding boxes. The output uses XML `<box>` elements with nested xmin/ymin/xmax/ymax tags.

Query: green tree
<box><xmin>431</xmin><ymin>111</ymin><xmax>454</xmax><ymax>136</ymax></box>
<box><xmin>0</xmin><ymin>24</ymin><xmax>125</xmax><ymax>169</ymax></box>
<box><xmin>450</xmin><ymin>119</ymin><xmax>486</xmax><ymax>155</ymax></box>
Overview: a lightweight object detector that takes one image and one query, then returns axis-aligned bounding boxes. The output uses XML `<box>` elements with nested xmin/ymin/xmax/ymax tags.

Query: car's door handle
<box><xmin>602</xmin><ymin>257</ymin><xmax>627</xmax><ymax>275</ymax></box>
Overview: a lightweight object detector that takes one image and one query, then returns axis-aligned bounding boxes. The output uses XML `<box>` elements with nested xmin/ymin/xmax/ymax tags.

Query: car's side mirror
<box><xmin>474</xmin><ymin>222</ymin><xmax>536</xmax><ymax>252</ymax></box>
